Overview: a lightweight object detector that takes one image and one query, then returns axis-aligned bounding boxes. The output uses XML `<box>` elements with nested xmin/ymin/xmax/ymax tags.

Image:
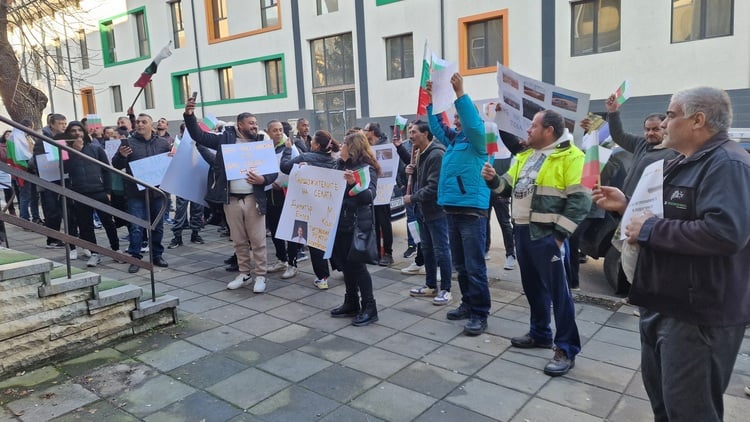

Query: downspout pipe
<box><xmin>189</xmin><ymin>0</ymin><xmax>205</xmax><ymax>116</ymax></box>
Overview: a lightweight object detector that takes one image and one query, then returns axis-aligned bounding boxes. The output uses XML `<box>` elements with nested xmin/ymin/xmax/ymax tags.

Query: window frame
<box><xmin>53</xmin><ymin>38</ymin><xmax>63</xmax><ymax>72</ymax></box>
<box><xmin>316</xmin><ymin>0</ymin><xmax>339</xmax><ymax>15</ymax></box>
<box><xmin>218</xmin><ymin>66</ymin><xmax>234</xmax><ymax>100</ymax></box>
<box><xmin>458</xmin><ymin>10</ymin><xmax>508</xmax><ymax>76</ymax></box>
<box><xmin>169</xmin><ymin>0</ymin><xmax>185</xmax><ymax>48</ymax></box>
<box><xmin>265</xmin><ymin>58</ymin><xmax>284</xmax><ymax>95</ymax></box>
<box><xmin>78</xmin><ymin>29</ymin><xmax>89</xmax><ymax>69</ymax></box>
<box><xmin>570</xmin><ymin>0</ymin><xmax>622</xmax><ymax>56</ymax></box>
<box><xmin>670</xmin><ymin>0</ymin><xmax>734</xmax><ymax>43</ymax></box>
<box><xmin>143</xmin><ymin>81</ymin><xmax>155</xmax><ymax>109</ymax></box>
<box><xmin>80</xmin><ymin>87</ymin><xmax>96</xmax><ymax>115</ymax></box>
<box><xmin>310</xmin><ymin>33</ymin><xmax>355</xmax><ymax>89</ymax></box>
<box><xmin>111</xmin><ymin>85</ymin><xmax>123</xmax><ymax>113</ymax></box>
<box><xmin>385</xmin><ymin>33</ymin><xmax>414</xmax><ymax>80</ymax></box>
<box><xmin>99</xmin><ymin>6</ymin><xmax>152</xmax><ymax>67</ymax></box>
<box><xmin>204</xmin><ymin>0</ymin><xmax>281</xmax><ymax>44</ymax></box>
<box><xmin>260</xmin><ymin>0</ymin><xmax>279</xmax><ymax>28</ymax></box>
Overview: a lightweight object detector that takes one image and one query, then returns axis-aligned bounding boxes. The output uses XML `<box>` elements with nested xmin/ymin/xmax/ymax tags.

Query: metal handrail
<box><xmin>0</xmin><ymin>114</ymin><xmax>168</xmax><ymax>302</ymax></box>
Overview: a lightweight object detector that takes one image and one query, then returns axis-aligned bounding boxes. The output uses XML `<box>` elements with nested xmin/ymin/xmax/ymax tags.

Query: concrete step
<box><xmin>88</xmin><ymin>284</ymin><xmax>143</xmax><ymax>311</ymax></box>
<box><xmin>39</xmin><ymin>271</ymin><xmax>100</xmax><ymax>297</ymax></box>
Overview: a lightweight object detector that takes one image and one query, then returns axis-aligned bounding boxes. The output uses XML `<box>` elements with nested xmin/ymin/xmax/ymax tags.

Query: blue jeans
<box><xmin>448</xmin><ymin>213</ymin><xmax>490</xmax><ymax>317</ymax></box>
<box><xmin>127</xmin><ymin>196</ymin><xmax>165</xmax><ymax>259</ymax></box>
<box><xmin>420</xmin><ymin>215</ymin><xmax>452</xmax><ymax>291</ymax></box>
<box><xmin>19</xmin><ymin>182</ymin><xmax>40</xmax><ymax>221</ymax></box>
<box><xmin>514</xmin><ymin>225</ymin><xmax>581</xmax><ymax>359</ymax></box>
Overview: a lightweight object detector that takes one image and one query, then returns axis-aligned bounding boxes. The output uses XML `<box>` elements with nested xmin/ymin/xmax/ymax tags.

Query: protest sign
<box><xmin>495</xmin><ymin>63</ymin><xmax>590</xmax><ymax>141</ymax></box>
<box><xmin>36</xmin><ymin>154</ymin><xmax>64</xmax><ymax>182</ymax></box>
<box><xmin>372</xmin><ymin>144</ymin><xmax>398</xmax><ymax>205</ymax></box>
<box><xmin>104</xmin><ymin>140</ymin><xmax>121</xmax><ymax>163</ymax></box>
<box><xmin>221</xmin><ymin>140</ymin><xmax>278</xmax><ymax>180</ymax></box>
<box><xmin>431</xmin><ymin>55</ymin><xmax>458</xmax><ymax>114</ymax></box>
<box><xmin>160</xmin><ymin>131</ymin><xmax>209</xmax><ymax>206</ymax></box>
<box><xmin>277</xmin><ymin>165</ymin><xmax>347</xmax><ymax>258</ymax></box>
<box><xmin>620</xmin><ymin>159</ymin><xmax>664</xmax><ymax>239</ymax></box>
<box><xmin>129</xmin><ymin>152</ymin><xmax>171</xmax><ymax>191</ymax></box>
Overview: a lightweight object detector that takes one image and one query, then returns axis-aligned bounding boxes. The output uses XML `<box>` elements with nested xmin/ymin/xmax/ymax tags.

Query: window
<box><xmin>134</xmin><ymin>11</ymin><xmax>149</xmax><ymax>57</ymax></box>
<box><xmin>310</xmin><ymin>33</ymin><xmax>355</xmax><ymax>140</ymax></box>
<box><xmin>143</xmin><ymin>81</ymin><xmax>155</xmax><ymax>109</ymax></box>
<box><xmin>458</xmin><ymin>10</ymin><xmax>508</xmax><ymax>75</ymax></box>
<box><xmin>78</xmin><ymin>30</ymin><xmax>89</xmax><ymax>69</ymax></box>
<box><xmin>265</xmin><ymin>59</ymin><xmax>284</xmax><ymax>95</ymax></box>
<box><xmin>385</xmin><ymin>34</ymin><xmax>413</xmax><ymax>80</ymax></box>
<box><xmin>218</xmin><ymin>67</ymin><xmax>234</xmax><ymax>99</ymax></box>
<box><xmin>571</xmin><ymin>0</ymin><xmax>621</xmax><ymax>56</ymax></box>
<box><xmin>176</xmin><ymin>74</ymin><xmax>191</xmax><ymax>105</ymax></box>
<box><xmin>671</xmin><ymin>0</ymin><xmax>733</xmax><ymax>43</ymax></box>
<box><xmin>53</xmin><ymin>38</ymin><xmax>63</xmax><ymax>72</ymax></box>
<box><xmin>212</xmin><ymin>0</ymin><xmax>229</xmax><ymax>38</ymax></box>
<box><xmin>81</xmin><ymin>88</ymin><xmax>96</xmax><ymax>115</ymax></box>
<box><xmin>260</xmin><ymin>0</ymin><xmax>278</xmax><ymax>28</ymax></box>
<box><xmin>111</xmin><ymin>85</ymin><xmax>123</xmax><ymax>112</ymax></box>
<box><xmin>101</xmin><ymin>21</ymin><xmax>116</xmax><ymax>63</ymax></box>
<box><xmin>316</xmin><ymin>0</ymin><xmax>338</xmax><ymax>15</ymax></box>
<box><xmin>170</xmin><ymin>1</ymin><xmax>185</xmax><ymax>48</ymax></box>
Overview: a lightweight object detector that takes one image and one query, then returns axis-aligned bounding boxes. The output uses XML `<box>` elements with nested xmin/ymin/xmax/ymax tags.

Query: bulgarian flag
<box><xmin>394</xmin><ymin>114</ymin><xmax>408</xmax><ymax>131</ymax></box>
<box><xmin>134</xmin><ymin>42</ymin><xmax>173</xmax><ymax>88</ymax></box>
<box><xmin>485</xmin><ymin>121</ymin><xmax>499</xmax><ymax>157</ymax></box>
<box><xmin>348</xmin><ymin>166</ymin><xmax>370</xmax><ymax>196</ymax></box>
<box><xmin>86</xmin><ymin>114</ymin><xmax>103</xmax><ymax>131</ymax></box>
<box><xmin>614</xmin><ymin>80</ymin><xmax>631</xmax><ymax>105</ymax></box>
<box><xmin>581</xmin><ymin>129</ymin><xmax>613</xmax><ymax>189</ymax></box>
<box><xmin>416</xmin><ymin>41</ymin><xmax>431</xmax><ymax>116</ymax></box>
<box><xmin>6</xmin><ymin>129</ymin><xmax>32</xmax><ymax>168</ymax></box>
<box><xmin>199</xmin><ymin>114</ymin><xmax>218</xmax><ymax>132</ymax></box>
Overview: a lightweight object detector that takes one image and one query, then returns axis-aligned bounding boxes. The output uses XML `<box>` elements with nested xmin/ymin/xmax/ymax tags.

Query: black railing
<box><xmin>0</xmin><ymin>115</ymin><xmax>167</xmax><ymax>302</ymax></box>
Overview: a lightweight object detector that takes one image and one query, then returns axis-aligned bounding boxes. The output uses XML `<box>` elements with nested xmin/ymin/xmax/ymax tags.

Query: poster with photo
<box><xmin>495</xmin><ymin>63</ymin><xmax>590</xmax><ymax>142</ymax></box>
<box><xmin>372</xmin><ymin>144</ymin><xmax>398</xmax><ymax>206</ymax></box>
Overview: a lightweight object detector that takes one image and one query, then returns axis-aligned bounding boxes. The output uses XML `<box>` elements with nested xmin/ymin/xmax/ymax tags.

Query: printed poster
<box><xmin>372</xmin><ymin>144</ymin><xmax>398</xmax><ymax>205</ymax></box>
<box><xmin>277</xmin><ymin>165</ymin><xmax>347</xmax><ymax>259</ymax></box>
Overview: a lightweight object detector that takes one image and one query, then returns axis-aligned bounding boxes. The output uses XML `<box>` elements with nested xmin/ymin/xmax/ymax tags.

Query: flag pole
<box><xmin>129</xmin><ymin>87</ymin><xmax>145</xmax><ymax>111</ymax></box>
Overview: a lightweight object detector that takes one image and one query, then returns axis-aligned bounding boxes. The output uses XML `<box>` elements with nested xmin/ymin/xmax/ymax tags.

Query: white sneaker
<box><xmin>86</xmin><ymin>253</ymin><xmax>101</xmax><ymax>267</ymax></box>
<box><xmin>81</xmin><ymin>248</ymin><xmax>92</xmax><ymax>258</ymax></box>
<box><xmin>69</xmin><ymin>249</ymin><xmax>78</xmax><ymax>260</ymax></box>
<box><xmin>504</xmin><ymin>255</ymin><xmax>516</xmax><ymax>270</ymax></box>
<box><xmin>314</xmin><ymin>277</ymin><xmax>329</xmax><ymax>290</ymax></box>
<box><xmin>253</xmin><ymin>276</ymin><xmax>266</xmax><ymax>293</ymax></box>
<box><xmin>433</xmin><ymin>290</ymin><xmax>452</xmax><ymax>306</ymax></box>
<box><xmin>281</xmin><ymin>265</ymin><xmax>298</xmax><ymax>279</ymax></box>
<box><xmin>268</xmin><ymin>261</ymin><xmax>287</xmax><ymax>273</ymax></box>
<box><xmin>227</xmin><ymin>273</ymin><xmax>252</xmax><ymax>290</ymax></box>
<box><xmin>744</xmin><ymin>385</ymin><xmax>750</xmax><ymax>396</ymax></box>
<box><xmin>401</xmin><ymin>263</ymin><xmax>426</xmax><ymax>275</ymax></box>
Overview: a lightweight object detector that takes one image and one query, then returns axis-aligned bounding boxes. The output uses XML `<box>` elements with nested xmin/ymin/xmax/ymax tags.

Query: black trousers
<box><xmin>331</xmin><ymin>229</ymin><xmax>374</xmax><ymax>304</ymax></box>
<box><xmin>374</xmin><ymin>204</ymin><xmax>393</xmax><ymax>256</ymax></box>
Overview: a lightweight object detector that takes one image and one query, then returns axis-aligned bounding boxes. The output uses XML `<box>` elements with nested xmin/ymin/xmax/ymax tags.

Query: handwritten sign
<box><xmin>129</xmin><ymin>152</ymin><xmax>171</xmax><ymax>191</ymax></box>
<box><xmin>221</xmin><ymin>140</ymin><xmax>279</xmax><ymax>180</ymax></box>
<box><xmin>277</xmin><ymin>164</ymin><xmax>346</xmax><ymax>258</ymax></box>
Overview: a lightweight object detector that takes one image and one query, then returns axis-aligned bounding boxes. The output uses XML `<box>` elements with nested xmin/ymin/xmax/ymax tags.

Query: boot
<box><xmin>331</xmin><ymin>294</ymin><xmax>360</xmax><ymax>318</ymax></box>
<box><xmin>352</xmin><ymin>300</ymin><xmax>378</xmax><ymax>326</ymax></box>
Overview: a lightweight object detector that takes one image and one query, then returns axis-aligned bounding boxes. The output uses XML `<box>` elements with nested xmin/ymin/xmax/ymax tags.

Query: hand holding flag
<box><xmin>347</xmin><ymin>166</ymin><xmax>370</xmax><ymax>196</ymax></box>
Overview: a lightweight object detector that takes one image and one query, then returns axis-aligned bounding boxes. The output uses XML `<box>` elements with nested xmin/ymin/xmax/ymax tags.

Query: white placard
<box><xmin>221</xmin><ymin>140</ymin><xmax>279</xmax><ymax>180</ymax></box>
<box><xmin>276</xmin><ymin>164</ymin><xmax>347</xmax><ymax>259</ymax></box>
<box><xmin>104</xmin><ymin>140</ymin><xmax>121</xmax><ymax>163</ymax></box>
<box><xmin>372</xmin><ymin>144</ymin><xmax>399</xmax><ymax>205</ymax></box>
<box><xmin>430</xmin><ymin>57</ymin><xmax>458</xmax><ymax>114</ymax></box>
<box><xmin>620</xmin><ymin>159</ymin><xmax>664</xmax><ymax>240</ymax></box>
<box><xmin>129</xmin><ymin>152</ymin><xmax>171</xmax><ymax>191</ymax></box>
<box><xmin>36</xmin><ymin>154</ymin><xmax>63</xmax><ymax>182</ymax></box>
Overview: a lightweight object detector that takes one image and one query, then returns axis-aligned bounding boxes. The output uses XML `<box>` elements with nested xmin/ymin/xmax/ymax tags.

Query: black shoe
<box><xmin>510</xmin><ymin>333</ymin><xmax>553</xmax><ymax>349</ymax></box>
<box><xmin>225</xmin><ymin>263</ymin><xmax>239</xmax><ymax>272</ymax></box>
<box><xmin>464</xmin><ymin>315</ymin><xmax>488</xmax><ymax>336</ymax></box>
<box><xmin>191</xmin><ymin>233</ymin><xmax>204</xmax><ymax>244</ymax></box>
<box><xmin>46</xmin><ymin>240</ymin><xmax>65</xmax><ymax>249</ymax></box>
<box><xmin>403</xmin><ymin>245</ymin><xmax>416</xmax><ymax>258</ymax></box>
<box><xmin>330</xmin><ymin>301</ymin><xmax>360</xmax><ymax>318</ymax></box>
<box><xmin>168</xmin><ymin>237</ymin><xmax>183</xmax><ymax>249</ymax></box>
<box><xmin>352</xmin><ymin>302</ymin><xmax>378</xmax><ymax>326</ymax></box>
<box><xmin>224</xmin><ymin>254</ymin><xmax>237</xmax><ymax>265</ymax></box>
<box><xmin>544</xmin><ymin>348</ymin><xmax>575</xmax><ymax>377</ymax></box>
<box><xmin>378</xmin><ymin>253</ymin><xmax>394</xmax><ymax>267</ymax></box>
<box><xmin>153</xmin><ymin>256</ymin><xmax>169</xmax><ymax>267</ymax></box>
<box><xmin>33</xmin><ymin>218</ymin><xmax>44</xmax><ymax>224</ymax></box>
<box><xmin>446</xmin><ymin>303</ymin><xmax>471</xmax><ymax>320</ymax></box>
<box><xmin>128</xmin><ymin>263</ymin><xmax>140</xmax><ymax>273</ymax></box>
<box><xmin>578</xmin><ymin>254</ymin><xmax>588</xmax><ymax>264</ymax></box>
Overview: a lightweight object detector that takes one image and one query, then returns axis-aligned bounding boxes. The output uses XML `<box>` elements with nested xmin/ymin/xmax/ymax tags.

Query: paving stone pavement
<box><xmin>1</xmin><ymin>223</ymin><xmax>750</xmax><ymax>421</ymax></box>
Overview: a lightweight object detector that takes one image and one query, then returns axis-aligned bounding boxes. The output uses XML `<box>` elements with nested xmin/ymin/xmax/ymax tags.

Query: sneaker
<box><xmin>227</xmin><ymin>273</ymin><xmax>252</xmax><ymax>290</ymax></box>
<box><xmin>281</xmin><ymin>265</ymin><xmax>298</xmax><ymax>279</ymax></box>
<box><xmin>253</xmin><ymin>276</ymin><xmax>266</xmax><ymax>293</ymax></box>
<box><xmin>164</xmin><ymin>218</ymin><xmax>176</xmax><ymax>225</ymax></box>
<box><xmin>296</xmin><ymin>250</ymin><xmax>309</xmax><ymax>262</ymax></box>
<box><xmin>93</xmin><ymin>221</ymin><xmax>103</xmax><ymax>229</ymax></box>
<box><xmin>409</xmin><ymin>286</ymin><xmax>437</xmax><ymax>297</ymax></box>
<box><xmin>401</xmin><ymin>262</ymin><xmax>426</xmax><ymax>275</ymax></box>
<box><xmin>485</xmin><ymin>252</ymin><xmax>491</xmax><ymax>260</ymax></box>
<box><xmin>32</xmin><ymin>218</ymin><xmax>44</xmax><ymax>225</ymax></box>
<box><xmin>46</xmin><ymin>240</ymin><xmax>65</xmax><ymax>249</ymax></box>
<box><xmin>140</xmin><ymin>244</ymin><xmax>149</xmax><ymax>253</ymax></box>
<box><xmin>168</xmin><ymin>237</ymin><xmax>183</xmax><ymax>249</ymax></box>
<box><xmin>378</xmin><ymin>253</ymin><xmax>394</xmax><ymax>267</ymax></box>
<box><xmin>403</xmin><ymin>245</ymin><xmax>417</xmax><ymax>258</ymax></box>
<box><xmin>68</xmin><ymin>249</ymin><xmax>78</xmax><ymax>260</ymax></box>
<box><xmin>190</xmin><ymin>233</ymin><xmax>204</xmax><ymax>244</ymax></box>
<box><xmin>446</xmin><ymin>303</ymin><xmax>471</xmax><ymax>320</ymax></box>
<box><xmin>745</xmin><ymin>385</ymin><xmax>750</xmax><ymax>396</ymax></box>
<box><xmin>86</xmin><ymin>253</ymin><xmax>101</xmax><ymax>267</ymax></box>
<box><xmin>314</xmin><ymin>277</ymin><xmax>329</xmax><ymax>290</ymax></box>
<box><xmin>268</xmin><ymin>261</ymin><xmax>287</xmax><ymax>273</ymax></box>
<box><xmin>433</xmin><ymin>290</ymin><xmax>452</xmax><ymax>306</ymax></box>
<box><xmin>544</xmin><ymin>348</ymin><xmax>575</xmax><ymax>377</ymax></box>
<box><xmin>81</xmin><ymin>249</ymin><xmax>92</xmax><ymax>258</ymax></box>
<box><xmin>503</xmin><ymin>255</ymin><xmax>516</xmax><ymax>270</ymax></box>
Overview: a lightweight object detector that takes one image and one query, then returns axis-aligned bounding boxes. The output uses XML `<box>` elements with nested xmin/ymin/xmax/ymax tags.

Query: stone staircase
<box><xmin>0</xmin><ymin>248</ymin><xmax>179</xmax><ymax>378</ymax></box>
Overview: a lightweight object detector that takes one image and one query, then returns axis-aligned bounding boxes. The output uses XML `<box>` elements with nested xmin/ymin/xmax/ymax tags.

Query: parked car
<box><xmin>389</xmin><ymin>184</ymin><xmax>406</xmax><ymax>220</ymax></box>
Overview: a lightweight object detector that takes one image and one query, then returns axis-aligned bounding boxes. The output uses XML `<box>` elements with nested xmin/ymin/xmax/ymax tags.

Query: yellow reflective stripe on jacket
<box><xmin>530</xmin><ymin>212</ymin><xmax>579</xmax><ymax>234</ymax></box>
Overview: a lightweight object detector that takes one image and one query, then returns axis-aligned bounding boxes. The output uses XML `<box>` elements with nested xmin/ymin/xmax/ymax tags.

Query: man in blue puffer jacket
<box><xmin>427</xmin><ymin>73</ymin><xmax>491</xmax><ymax>336</ymax></box>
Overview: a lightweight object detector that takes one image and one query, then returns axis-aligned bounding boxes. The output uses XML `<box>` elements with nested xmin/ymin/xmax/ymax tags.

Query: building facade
<box><xmin>3</xmin><ymin>0</ymin><xmax>748</xmax><ymax>138</ymax></box>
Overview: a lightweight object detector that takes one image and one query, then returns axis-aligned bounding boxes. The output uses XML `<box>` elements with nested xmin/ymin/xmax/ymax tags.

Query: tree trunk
<box><xmin>0</xmin><ymin>2</ymin><xmax>48</xmax><ymax>129</ymax></box>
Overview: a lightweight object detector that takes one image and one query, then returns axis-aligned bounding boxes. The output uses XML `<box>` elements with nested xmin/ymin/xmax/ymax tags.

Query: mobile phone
<box><xmin>190</xmin><ymin>91</ymin><xmax>198</xmax><ymax>102</ymax></box>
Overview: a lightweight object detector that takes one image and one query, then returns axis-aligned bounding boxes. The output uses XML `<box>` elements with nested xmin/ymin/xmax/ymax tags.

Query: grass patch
<box><xmin>48</xmin><ymin>266</ymin><xmax>86</xmax><ymax>279</ymax></box>
<box><xmin>0</xmin><ymin>249</ymin><xmax>38</xmax><ymax>265</ymax></box>
<box><xmin>98</xmin><ymin>279</ymin><xmax>128</xmax><ymax>292</ymax></box>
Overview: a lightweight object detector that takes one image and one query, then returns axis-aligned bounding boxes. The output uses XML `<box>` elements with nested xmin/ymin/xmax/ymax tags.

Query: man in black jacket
<box><xmin>404</xmin><ymin>121</ymin><xmax>452</xmax><ymax>306</ymax></box>
<box><xmin>183</xmin><ymin>98</ymin><xmax>276</xmax><ymax>293</ymax></box>
<box><xmin>594</xmin><ymin>87</ymin><xmax>750</xmax><ymax>421</ymax></box>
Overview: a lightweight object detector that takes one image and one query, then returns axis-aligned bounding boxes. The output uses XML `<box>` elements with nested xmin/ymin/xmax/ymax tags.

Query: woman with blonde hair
<box><xmin>330</xmin><ymin>130</ymin><xmax>380</xmax><ymax>326</ymax></box>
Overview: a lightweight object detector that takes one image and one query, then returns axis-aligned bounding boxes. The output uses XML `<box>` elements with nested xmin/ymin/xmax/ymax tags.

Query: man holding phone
<box><xmin>183</xmin><ymin>94</ymin><xmax>276</xmax><ymax>293</ymax></box>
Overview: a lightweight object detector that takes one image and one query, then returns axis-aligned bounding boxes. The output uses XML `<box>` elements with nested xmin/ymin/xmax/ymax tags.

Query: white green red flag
<box><xmin>199</xmin><ymin>114</ymin><xmax>218</xmax><ymax>132</ymax></box>
<box><xmin>348</xmin><ymin>166</ymin><xmax>370</xmax><ymax>197</ymax></box>
<box><xmin>416</xmin><ymin>41</ymin><xmax>431</xmax><ymax>116</ymax></box>
<box><xmin>394</xmin><ymin>114</ymin><xmax>408</xmax><ymax>131</ymax></box>
<box><xmin>614</xmin><ymin>80</ymin><xmax>631</xmax><ymax>105</ymax></box>
<box><xmin>134</xmin><ymin>42</ymin><xmax>173</xmax><ymax>88</ymax></box>
<box><xmin>580</xmin><ymin>129</ymin><xmax>613</xmax><ymax>189</ymax></box>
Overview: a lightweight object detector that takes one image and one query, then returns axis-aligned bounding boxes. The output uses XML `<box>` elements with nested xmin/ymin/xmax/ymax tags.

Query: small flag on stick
<box><xmin>348</xmin><ymin>166</ymin><xmax>370</xmax><ymax>196</ymax></box>
<box><xmin>134</xmin><ymin>42</ymin><xmax>173</xmax><ymax>88</ymax></box>
<box><xmin>394</xmin><ymin>114</ymin><xmax>408</xmax><ymax>131</ymax></box>
<box><xmin>614</xmin><ymin>80</ymin><xmax>631</xmax><ymax>105</ymax></box>
<box><xmin>416</xmin><ymin>41</ymin><xmax>431</xmax><ymax>116</ymax></box>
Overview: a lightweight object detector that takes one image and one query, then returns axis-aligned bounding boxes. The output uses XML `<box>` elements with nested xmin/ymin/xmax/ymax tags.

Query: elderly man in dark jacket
<box><xmin>183</xmin><ymin>98</ymin><xmax>276</xmax><ymax>293</ymax></box>
<box><xmin>112</xmin><ymin>114</ymin><xmax>171</xmax><ymax>273</ymax></box>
